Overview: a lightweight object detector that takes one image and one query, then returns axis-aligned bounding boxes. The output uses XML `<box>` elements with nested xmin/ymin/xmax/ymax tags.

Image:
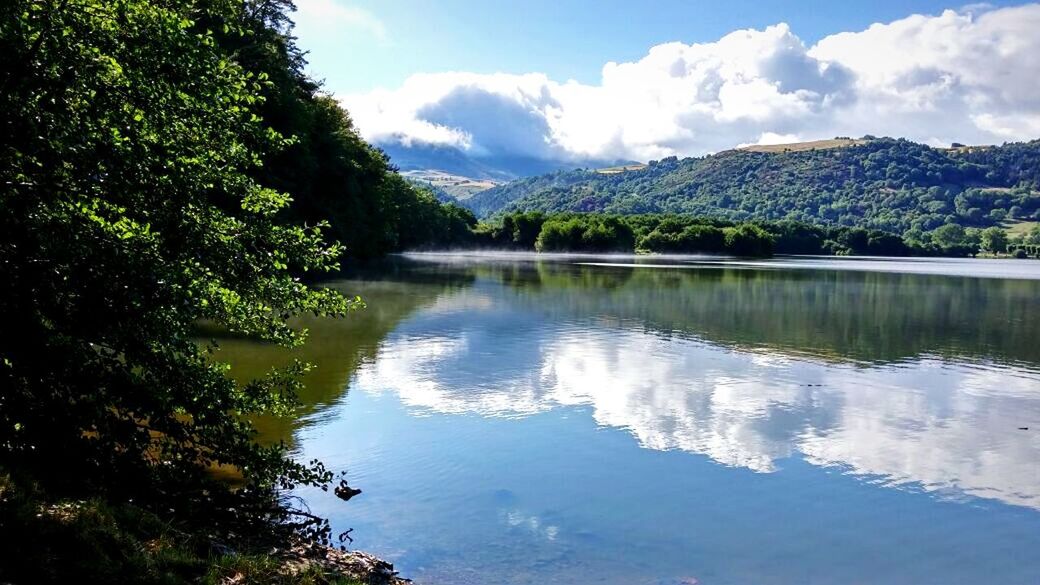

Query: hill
<box><xmin>463</xmin><ymin>137</ymin><xmax>1040</xmax><ymax>234</ymax></box>
<box><xmin>402</xmin><ymin>169</ymin><xmax>500</xmax><ymax>200</ymax></box>
<box><xmin>379</xmin><ymin>140</ymin><xmax>633</xmax><ymax>182</ymax></box>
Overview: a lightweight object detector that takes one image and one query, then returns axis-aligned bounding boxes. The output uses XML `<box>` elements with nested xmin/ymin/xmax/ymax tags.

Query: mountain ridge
<box><xmin>378</xmin><ymin>139</ymin><xmax>637</xmax><ymax>182</ymax></box>
<box><xmin>462</xmin><ymin>137</ymin><xmax>1040</xmax><ymax>234</ymax></box>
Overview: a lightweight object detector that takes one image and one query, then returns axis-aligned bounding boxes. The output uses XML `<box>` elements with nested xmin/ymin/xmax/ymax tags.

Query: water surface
<box><xmin>217</xmin><ymin>253</ymin><xmax>1040</xmax><ymax>585</ymax></box>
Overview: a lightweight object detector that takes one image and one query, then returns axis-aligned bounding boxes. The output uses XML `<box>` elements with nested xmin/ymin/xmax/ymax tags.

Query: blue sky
<box><xmin>293</xmin><ymin>1</ymin><xmax>1040</xmax><ymax>163</ymax></box>
<box><xmin>296</xmin><ymin>0</ymin><xmax>1028</xmax><ymax>94</ymax></box>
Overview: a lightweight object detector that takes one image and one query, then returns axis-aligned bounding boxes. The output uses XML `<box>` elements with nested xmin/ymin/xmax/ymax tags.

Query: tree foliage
<box><xmin>471</xmin><ymin>211</ymin><xmax>1019</xmax><ymax>257</ymax></box>
<box><xmin>208</xmin><ymin>0</ymin><xmax>470</xmax><ymax>258</ymax></box>
<box><xmin>0</xmin><ymin>0</ymin><xmax>361</xmax><ymax>547</ymax></box>
<box><xmin>465</xmin><ymin>138</ymin><xmax>1040</xmax><ymax>234</ymax></box>
<box><xmin>980</xmin><ymin>227</ymin><xmax>1009</xmax><ymax>254</ymax></box>
<box><xmin>534</xmin><ymin>215</ymin><xmax>635</xmax><ymax>252</ymax></box>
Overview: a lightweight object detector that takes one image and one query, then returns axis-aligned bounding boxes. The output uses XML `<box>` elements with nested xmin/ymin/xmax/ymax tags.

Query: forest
<box><xmin>0</xmin><ymin>0</ymin><xmax>451</xmax><ymax>583</ymax></box>
<box><xmin>458</xmin><ymin>211</ymin><xmax>1029</xmax><ymax>258</ymax></box>
<box><xmin>463</xmin><ymin>138</ymin><xmax>1040</xmax><ymax>238</ymax></box>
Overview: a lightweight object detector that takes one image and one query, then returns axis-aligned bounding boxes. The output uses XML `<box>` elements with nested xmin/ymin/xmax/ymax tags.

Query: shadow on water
<box><xmin>208</xmin><ymin>271</ymin><xmax>474</xmax><ymax>445</ymax></box>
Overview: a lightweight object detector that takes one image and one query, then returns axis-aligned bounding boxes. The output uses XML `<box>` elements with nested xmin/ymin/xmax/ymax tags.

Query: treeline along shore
<box><xmin>426</xmin><ymin>211</ymin><xmax>1033</xmax><ymax>258</ymax></box>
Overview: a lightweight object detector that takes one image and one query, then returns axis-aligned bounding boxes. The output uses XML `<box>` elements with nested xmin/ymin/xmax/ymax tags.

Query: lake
<box><xmin>216</xmin><ymin>253</ymin><xmax>1040</xmax><ymax>585</ymax></box>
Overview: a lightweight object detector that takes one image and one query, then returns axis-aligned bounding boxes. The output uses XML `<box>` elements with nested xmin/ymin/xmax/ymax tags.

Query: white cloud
<box><xmin>339</xmin><ymin>4</ymin><xmax>1040</xmax><ymax>163</ymax></box>
<box><xmin>295</xmin><ymin>0</ymin><xmax>387</xmax><ymax>41</ymax></box>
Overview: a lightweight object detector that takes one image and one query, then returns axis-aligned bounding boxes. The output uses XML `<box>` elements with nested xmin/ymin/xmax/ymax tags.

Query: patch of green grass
<box><xmin>1004</xmin><ymin>220</ymin><xmax>1039</xmax><ymax>237</ymax></box>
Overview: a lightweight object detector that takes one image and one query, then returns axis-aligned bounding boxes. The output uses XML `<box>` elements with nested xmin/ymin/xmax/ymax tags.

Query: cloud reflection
<box><xmin>353</xmin><ymin>291</ymin><xmax>1040</xmax><ymax>510</ymax></box>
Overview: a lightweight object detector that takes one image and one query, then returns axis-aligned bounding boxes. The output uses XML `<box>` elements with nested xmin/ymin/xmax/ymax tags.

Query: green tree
<box><xmin>536</xmin><ymin>218</ymin><xmax>587</xmax><ymax>251</ymax></box>
<box><xmin>535</xmin><ymin>215</ymin><xmax>634</xmax><ymax>252</ymax></box>
<box><xmin>980</xmin><ymin>227</ymin><xmax>1009</xmax><ymax>254</ymax></box>
<box><xmin>511</xmin><ymin>211</ymin><xmax>547</xmax><ymax>248</ymax></box>
<box><xmin>210</xmin><ymin>0</ymin><xmax>467</xmax><ymax>259</ymax></box>
<box><xmin>0</xmin><ymin>0</ymin><xmax>352</xmax><ymax>542</ymax></box>
<box><xmin>723</xmin><ymin>224</ymin><xmax>775</xmax><ymax>257</ymax></box>
<box><xmin>637</xmin><ymin>223</ymin><xmax>726</xmax><ymax>253</ymax></box>
<box><xmin>931</xmin><ymin>223</ymin><xmax>968</xmax><ymax>248</ymax></box>
<box><xmin>930</xmin><ymin>223</ymin><xmax>978</xmax><ymax>256</ymax></box>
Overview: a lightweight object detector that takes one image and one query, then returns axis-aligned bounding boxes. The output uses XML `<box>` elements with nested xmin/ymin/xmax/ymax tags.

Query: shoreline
<box><xmin>0</xmin><ymin>472</ymin><xmax>411</xmax><ymax>585</ymax></box>
<box><xmin>277</xmin><ymin>545</ymin><xmax>409</xmax><ymax>585</ymax></box>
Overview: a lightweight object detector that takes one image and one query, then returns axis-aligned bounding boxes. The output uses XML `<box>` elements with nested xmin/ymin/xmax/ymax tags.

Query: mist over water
<box><xmin>219</xmin><ymin>253</ymin><xmax>1040</xmax><ymax>585</ymax></box>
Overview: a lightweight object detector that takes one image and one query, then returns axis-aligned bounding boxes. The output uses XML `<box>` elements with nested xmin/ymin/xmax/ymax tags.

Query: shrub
<box><xmin>723</xmin><ymin>224</ymin><xmax>775</xmax><ymax>257</ymax></box>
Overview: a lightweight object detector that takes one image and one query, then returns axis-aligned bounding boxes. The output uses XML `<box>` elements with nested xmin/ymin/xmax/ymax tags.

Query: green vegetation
<box><xmin>467</xmin><ymin>212</ymin><xmax>1026</xmax><ymax>257</ymax></box>
<box><xmin>1007</xmin><ymin>223</ymin><xmax>1040</xmax><ymax>257</ymax></box>
<box><xmin>207</xmin><ymin>0</ymin><xmax>475</xmax><ymax>257</ymax></box>
<box><xmin>1010</xmin><ymin>223</ymin><xmax>1040</xmax><ymax>245</ymax></box>
<box><xmin>0</xmin><ymin>0</ymin><xmax>430</xmax><ymax>582</ymax></box>
<box><xmin>0</xmin><ymin>474</ymin><xmax>366</xmax><ymax>585</ymax></box>
<box><xmin>980</xmin><ymin>227</ymin><xmax>1009</xmax><ymax>254</ymax></box>
<box><xmin>473</xmin><ymin>213</ymin><xmax>773</xmax><ymax>255</ymax></box>
<box><xmin>464</xmin><ymin>138</ymin><xmax>1040</xmax><ymax>239</ymax></box>
<box><xmin>1005</xmin><ymin>220</ymin><xmax>1040</xmax><ymax>238</ymax></box>
<box><xmin>535</xmin><ymin>215</ymin><xmax>636</xmax><ymax>252</ymax></box>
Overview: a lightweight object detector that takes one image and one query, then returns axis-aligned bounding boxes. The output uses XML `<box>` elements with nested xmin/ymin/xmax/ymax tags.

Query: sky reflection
<box><xmin>354</xmin><ymin>288</ymin><xmax>1040</xmax><ymax>510</ymax></box>
<box><xmin>264</xmin><ymin>255</ymin><xmax>1040</xmax><ymax>584</ymax></box>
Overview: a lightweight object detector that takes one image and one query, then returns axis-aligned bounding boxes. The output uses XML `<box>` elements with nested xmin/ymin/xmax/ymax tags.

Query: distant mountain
<box><xmin>379</xmin><ymin>142</ymin><xmax>512</xmax><ymax>181</ymax></box>
<box><xmin>378</xmin><ymin>139</ymin><xmax>634</xmax><ymax>183</ymax></box>
<box><xmin>401</xmin><ymin>170</ymin><xmax>500</xmax><ymax>201</ymax></box>
<box><xmin>462</xmin><ymin>137</ymin><xmax>1040</xmax><ymax>233</ymax></box>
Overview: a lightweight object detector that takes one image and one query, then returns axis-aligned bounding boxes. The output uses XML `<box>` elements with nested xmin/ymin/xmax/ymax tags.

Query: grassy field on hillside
<box><xmin>1005</xmin><ymin>220</ymin><xmax>1040</xmax><ymax>237</ymax></box>
<box><xmin>596</xmin><ymin>163</ymin><xmax>649</xmax><ymax>174</ymax></box>
<box><xmin>739</xmin><ymin>138</ymin><xmax>868</xmax><ymax>153</ymax></box>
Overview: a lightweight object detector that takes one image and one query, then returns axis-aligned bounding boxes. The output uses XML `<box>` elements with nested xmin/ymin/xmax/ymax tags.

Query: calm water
<box><xmin>217</xmin><ymin>253</ymin><xmax>1040</xmax><ymax>585</ymax></box>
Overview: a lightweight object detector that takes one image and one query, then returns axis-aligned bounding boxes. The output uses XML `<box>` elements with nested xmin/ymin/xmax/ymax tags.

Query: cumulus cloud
<box><xmin>340</xmin><ymin>4</ymin><xmax>1040</xmax><ymax>164</ymax></box>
